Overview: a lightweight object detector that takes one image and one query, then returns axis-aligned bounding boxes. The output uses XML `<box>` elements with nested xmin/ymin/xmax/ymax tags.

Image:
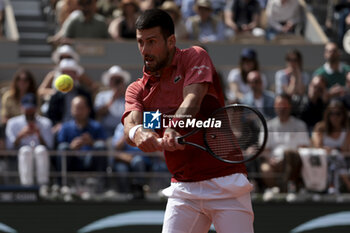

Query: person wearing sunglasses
<box><xmin>1</xmin><ymin>69</ymin><xmax>37</xmax><ymax>125</ymax></box>
<box><xmin>275</xmin><ymin>49</ymin><xmax>310</xmax><ymax>116</ymax></box>
<box><xmin>312</xmin><ymin>99</ymin><xmax>350</xmax><ymax>193</ymax></box>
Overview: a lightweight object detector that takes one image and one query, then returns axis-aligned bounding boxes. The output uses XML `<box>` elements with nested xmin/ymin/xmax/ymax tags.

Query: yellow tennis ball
<box><xmin>55</xmin><ymin>74</ymin><xmax>74</xmax><ymax>93</ymax></box>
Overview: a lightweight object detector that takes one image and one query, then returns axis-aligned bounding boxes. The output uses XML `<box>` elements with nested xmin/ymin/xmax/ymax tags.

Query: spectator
<box><xmin>178</xmin><ymin>0</ymin><xmax>226</xmax><ymax>19</ymax></box>
<box><xmin>57</xmin><ymin>95</ymin><xmax>107</xmax><ymax>172</ymax></box>
<box><xmin>5</xmin><ymin>94</ymin><xmax>53</xmax><ymax>186</ymax></box>
<box><xmin>257</xmin><ymin>0</ymin><xmax>268</xmax><ymax>9</ymax></box>
<box><xmin>331</xmin><ymin>0</ymin><xmax>350</xmax><ymax>48</ymax></box>
<box><xmin>275</xmin><ymin>49</ymin><xmax>310</xmax><ymax>114</ymax></box>
<box><xmin>242</xmin><ymin>70</ymin><xmax>275</xmax><ymax>120</ymax></box>
<box><xmin>185</xmin><ymin>0</ymin><xmax>226</xmax><ymax>43</ymax></box>
<box><xmin>224</xmin><ymin>0</ymin><xmax>265</xmax><ymax>39</ymax></box>
<box><xmin>275</xmin><ymin>49</ymin><xmax>309</xmax><ymax>96</ymax></box>
<box><xmin>1</xmin><ymin>69</ymin><xmax>37</xmax><ymax>125</ymax></box>
<box><xmin>340</xmin><ymin>71</ymin><xmax>350</xmax><ymax>109</ymax></box>
<box><xmin>38</xmin><ymin>46</ymin><xmax>98</xmax><ymax>114</ymax></box>
<box><xmin>112</xmin><ymin>123</ymin><xmax>168</xmax><ymax>198</ymax></box>
<box><xmin>179</xmin><ymin>0</ymin><xmax>196</xmax><ymax>20</ymax></box>
<box><xmin>94</xmin><ymin>65</ymin><xmax>130</xmax><ymax>137</ymax></box>
<box><xmin>108</xmin><ymin>0</ymin><xmax>140</xmax><ymax>40</ymax></box>
<box><xmin>55</xmin><ymin>0</ymin><xmax>79</xmax><ymax>27</ymax></box>
<box><xmin>64</xmin><ymin>0</ymin><xmax>110</xmax><ymax>39</ymax></box>
<box><xmin>313</xmin><ymin>42</ymin><xmax>350</xmax><ymax>98</ymax></box>
<box><xmin>0</xmin><ymin>124</ymin><xmax>5</xmax><ymax>150</ymax></box>
<box><xmin>96</xmin><ymin>0</ymin><xmax>119</xmax><ymax>23</ymax></box>
<box><xmin>48</xmin><ymin>0</ymin><xmax>82</xmax><ymax>44</ymax></box>
<box><xmin>46</xmin><ymin>59</ymin><xmax>94</xmax><ymax>132</ymax></box>
<box><xmin>312</xmin><ymin>99</ymin><xmax>350</xmax><ymax>193</ymax></box>
<box><xmin>265</xmin><ymin>0</ymin><xmax>302</xmax><ymax>40</ymax></box>
<box><xmin>160</xmin><ymin>1</ymin><xmax>188</xmax><ymax>40</ymax></box>
<box><xmin>51</xmin><ymin>44</ymin><xmax>80</xmax><ymax>64</ymax></box>
<box><xmin>260</xmin><ymin>94</ymin><xmax>310</xmax><ymax>191</ymax></box>
<box><xmin>300</xmin><ymin>75</ymin><xmax>329</xmax><ymax>134</ymax></box>
<box><xmin>139</xmin><ymin>0</ymin><xmax>158</xmax><ymax>11</ymax></box>
<box><xmin>226</xmin><ymin>48</ymin><xmax>268</xmax><ymax>102</ymax></box>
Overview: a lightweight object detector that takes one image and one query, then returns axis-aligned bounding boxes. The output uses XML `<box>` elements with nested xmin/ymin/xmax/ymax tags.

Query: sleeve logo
<box><xmin>191</xmin><ymin>65</ymin><xmax>210</xmax><ymax>75</ymax></box>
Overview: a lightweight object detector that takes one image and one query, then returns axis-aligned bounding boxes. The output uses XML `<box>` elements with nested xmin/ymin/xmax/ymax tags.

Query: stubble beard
<box><xmin>144</xmin><ymin>49</ymin><xmax>170</xmax><ymax>73</ymax></box>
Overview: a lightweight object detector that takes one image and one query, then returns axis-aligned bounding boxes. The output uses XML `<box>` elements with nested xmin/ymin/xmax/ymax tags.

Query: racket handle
<box><xmin>157</xmin><ymin>137</ymin><xmax>184</xmax><ymax>144</ymax></box>
<box><xmin>176</xmin><ymin>136</ymin><xmax>185</xmax><ymax>144</ymax></box>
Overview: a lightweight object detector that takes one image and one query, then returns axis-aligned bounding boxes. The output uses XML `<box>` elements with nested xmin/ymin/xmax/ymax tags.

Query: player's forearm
<box><xmin>123</xmin><ymin>111</ymin><xmax>143</xmax><ymax>146</ymax></box>
<box><xmin>175</xmin><ymin>83</ymin><xmax>209</xmax><ymax>118</ymax></box>
<box><xmin>175</xmin><ymin>93</ymin><xmax>202</xmax><ymax>117</ymax></box>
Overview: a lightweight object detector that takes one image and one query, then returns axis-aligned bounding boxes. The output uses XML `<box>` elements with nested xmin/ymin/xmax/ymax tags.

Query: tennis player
<box><xmin>122</xmin><ymin>9</ymin><xmax>254</xmax><ymax>233</ymax></box>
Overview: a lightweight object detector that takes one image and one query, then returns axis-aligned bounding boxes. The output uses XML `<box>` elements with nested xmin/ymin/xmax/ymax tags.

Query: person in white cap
<box><xmin>38</xmin><ymin>46</ymin><xmax>98</xmax><ymax>112</ymax></box>
<box><xmin>51</xmin><ymin>44</ymin><xmax>80</xmax><ymax>64</ymax></box>
<box><xmin>46</xmin><ymin>59</ymin><xmax>95</xmax><ymax>134</ymax></box>
<box><xmin>94</xmin><ymin>65</ymin><xmax>130</xmax><ymax>137</ymax></box>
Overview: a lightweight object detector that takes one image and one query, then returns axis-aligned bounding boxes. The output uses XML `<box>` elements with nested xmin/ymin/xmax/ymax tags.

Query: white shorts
<box><xmin>161</xmin><ymin>174</ymin><xmax>254</xmax><ymax>233</ymax></box>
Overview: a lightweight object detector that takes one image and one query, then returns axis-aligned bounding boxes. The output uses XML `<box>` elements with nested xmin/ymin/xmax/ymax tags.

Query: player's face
<box><xmin>136</xmin><ymin>27</ymin><xmax>174</xmax><ymax>73</ymax></box>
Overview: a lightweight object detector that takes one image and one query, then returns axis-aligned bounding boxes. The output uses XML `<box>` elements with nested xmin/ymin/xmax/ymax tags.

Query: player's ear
<box><xmin>167</xmin><ymin>34</ymin><xmax>176</xmax><ymax>48</ymax></box>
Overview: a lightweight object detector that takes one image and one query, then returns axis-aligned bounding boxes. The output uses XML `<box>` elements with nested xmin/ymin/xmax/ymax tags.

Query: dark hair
<box><xmin>276</xmin><ymin>93</ymin><xmax>292</xmax><ymax>106</ymax></box>
<box><xmin>135</xmin><ymin>9</ymin><xmax>174</xmax><ymax>39</ymax></box>
<box><xmin>322</xmin><ymin>99</ymin><xmax>348</xmax><ymax>135</ymax></box>
<box><xmin>285</xmin><ymin>49</ymin><xmax>303</xmax><ymax>70</ymax></box>
<box><xmin>10</xmin><ymin>68</ymin><xmax>37</xmax><ymax>102</ymax></box>
<box><xmin>239</xmin><ymin>55</ymin><xmax>259</xmax><ymax>84</ymax></box>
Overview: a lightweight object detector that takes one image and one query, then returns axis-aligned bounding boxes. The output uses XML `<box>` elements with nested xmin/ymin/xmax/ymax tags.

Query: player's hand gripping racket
<box><xmin>165</xmin><ymin>104</ymin><xmax>268</xmax><ymax>164</ymax></box>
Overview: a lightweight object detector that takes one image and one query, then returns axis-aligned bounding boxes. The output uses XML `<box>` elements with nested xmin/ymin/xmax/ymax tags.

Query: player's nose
<box><xmin>140</xmin><ymin>45</ymin><xmax>151</xmax><ymax>56</ymax></box>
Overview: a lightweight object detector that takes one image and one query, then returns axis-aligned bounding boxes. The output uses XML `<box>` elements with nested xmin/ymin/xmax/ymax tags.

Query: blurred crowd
<box><xmin>0</xmin><ymin>44</ymin><xmax>169</xmax><ymax>199</ymax></box>
<box><xmin>0</xmin><ymin>41</ymin><xmax>349</xmax><ymax>198</ymax></box>
<box><xmin>0</xmin><ymin>0</ymin><xmax>349</xmax><ymax>199</ymax></box>
<box><xmin>226</xmin><ymin>41</ymin><xmax>350</xmax><ymax>196</ymax></box>
<box><xmin>44</xmin><ymin>0</ymin><xmax>306</xmax><ymax>44</ymax></box>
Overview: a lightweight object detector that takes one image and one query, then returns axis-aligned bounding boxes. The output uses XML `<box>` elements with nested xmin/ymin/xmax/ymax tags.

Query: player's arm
<box><xmin>176</xmin><ymin>83</ymin><xmax>209</xmax><ymax>116</ymax></box>
<box><xmin>162</xmin><ymin>83</ymin><xmax>209</xmax><ymax>151</ymax></box>
<box><xmin>124</xmin><ymin>110</ymin><xmax>163</xmax><ymax>152</ymax></box>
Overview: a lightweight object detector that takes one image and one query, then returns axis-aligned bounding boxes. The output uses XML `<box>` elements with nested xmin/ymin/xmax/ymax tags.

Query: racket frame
<box><xmin>177</xmin><ymin>104</ymin><xmax>268</xmax><ymax>164</ymax></box>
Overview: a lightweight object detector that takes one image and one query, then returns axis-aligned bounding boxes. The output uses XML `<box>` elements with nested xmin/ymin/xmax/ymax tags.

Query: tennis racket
<box><xmin>162</xmin><ymin>104</ymin><xmax>268</xmax><ymax>164</ymax></box>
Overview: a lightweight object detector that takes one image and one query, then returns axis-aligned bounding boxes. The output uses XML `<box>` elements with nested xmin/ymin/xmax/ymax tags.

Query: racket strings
<box><xmin>205</xmin><ymin>107</ymin><xmax>263</xmax><ymax>162</ymax></box>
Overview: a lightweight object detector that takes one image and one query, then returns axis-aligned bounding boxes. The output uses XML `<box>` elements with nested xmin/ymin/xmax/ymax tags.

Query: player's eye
<box><xmin>137</xmin><ymin>39</ymin><xmax>144</xmax><ymax>47</ymax></box>
<box><xmin>148</xmin><ymin>39</ymin><xmax>156</xmax><ymax>45</ymax></box>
